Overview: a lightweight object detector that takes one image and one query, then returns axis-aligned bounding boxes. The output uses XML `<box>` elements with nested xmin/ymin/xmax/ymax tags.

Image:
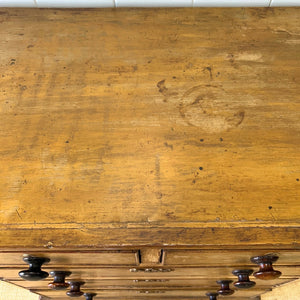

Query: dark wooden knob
<box><xmin>216</xmin><ymin>280</ymin><xmax>234</xmax><ymax>295</ymax></box>
<box><xmin>66</xmin><ymin>281</ymin><xmax>85</xmax><ymax>297</ymax></box>
<box><xmin>48</xmin><ymin>271</ymin><xmax>72</xmax><ymax>290</ymax></box>
<box><xmin>206</xmin><ymin>292</ymin><xmax>218</xmax><ymax>300</ymax></box>
<box><xmin>251</xmin><ymin>254</ymin><xmax>282</xmax><ymax>280</ymax></box>
<box><xmin>18</xmin><ymin>256</ymin><xmax>50</xmax><ymax>281</ymax></box>
<box><xmin>84</xmin><ymin>292</ymin><xmax>97</xmax><ymax>300</ymax></box>
<box><xmin>232</xmin><ymin>269</ymin><xmax>256</xmax><ymax>289</ymax></box>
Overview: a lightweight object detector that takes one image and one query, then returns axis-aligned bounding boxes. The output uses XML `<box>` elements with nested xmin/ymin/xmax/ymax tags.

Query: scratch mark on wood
<box><xmin>16</xmin><ymin>209</ymin><xmax>22</xmax><ymax>220</ymax></box>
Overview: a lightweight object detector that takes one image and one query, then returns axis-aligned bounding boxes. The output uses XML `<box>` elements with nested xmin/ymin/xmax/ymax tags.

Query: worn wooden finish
<box><xmin>0</xmin><ymin>7</ymin><xmax>299</xmax><ymax>299</ymax></box>
<box><xmin>1</xmin><ymin>249</ymin><xmax>299</xmax><ymax>266</ymax></box>
<box><xmin>32</xmin><ymin>287</ymin><xmax>265</xmax><ymax>298</ymax></box>
<box><xmin>0</xmin><ymin>227</ymin><xmax>300</xmax><ymax>250</ymax></box>
<box><xmin>1</xmin><ymin>248</ymin><xmax>297</xmax><ymax>299</ymax></box>
<box><xmin>163</xmin><ymin>249</ymin><xmax>300</xmax><ymax>266</ymax></box>
<box><xmin>6</xmin><ymin>279</ymin><xmax>290</xmax><ymax>299</ymax></box>
<box><xmin>0</xmin><ymin>8</ymin><xmax>299</xmax><ymax>249</ymax></box>
<box><xmin>45</xmin><ymin>297</ymin><xmax>256</xmax><ymax>300</ymax></box>
<box><xmin>0</xmin><ymin>251</ymin><xmax>139</xmax><ymax>266</ymax></box>
<box><xmin>9</xmin><ymin>277</ymin><xmax>293</xmax><ymax>289</ymax></box>
<box><xmin>1</xmin><ymin>266</ymin><xmax>300</xmax><ymax>281</ymax></box>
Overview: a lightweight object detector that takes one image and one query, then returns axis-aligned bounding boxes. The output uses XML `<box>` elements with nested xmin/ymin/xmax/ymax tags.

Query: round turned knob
<box><xmin>84</xmin><ymin>292</ymin><xmax>97</xmax><ymax>300</ymax></box>
<box><xmin>67</xmin><ymin>281</ymin><xmax>85</xmax><ymax>297</ymax></box>
<box><xmin>18</xmin><ymin>256</ymin><xmax>50</xmax><ymax>281</ymax></box>
<box><xmin>216</xmin><ymin>279</ymin><xmax>234</xmax><ymax>295</ymax></box>
<box><xmin>251</xmin><ymin>254</ymin><xmax>282</xmax><ymax>280</ymax></box>
<box><xmin>48</xmin><ymin>271</ymin><xmax>72</xmax><ymax>290</ymax></box>
<box><xmin>206</xmin><ymin>292</ymin><xmax>219</xmax><ymax>300</ymax></box>
<box><xmin>232</xmin><ymin>269</ymin><xmax>256</xmax><ymax>289</ymax></box>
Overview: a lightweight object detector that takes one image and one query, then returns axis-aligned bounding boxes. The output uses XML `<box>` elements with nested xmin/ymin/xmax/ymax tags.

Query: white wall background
<box><xmin>0</xmin><ymin>0</ymin><xmax>299</xmax><ymax>8</ymax></box>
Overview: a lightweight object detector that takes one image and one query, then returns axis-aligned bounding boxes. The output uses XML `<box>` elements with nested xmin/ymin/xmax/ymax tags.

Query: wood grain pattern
<box><xmin>0</xmin><ymin>7</ymin><xmax>299</xmax><ymax>299</ymax></box>
<box><xmin>0</xmin><ymin>251</ymin><xmax>140</xmax><ymax>266</ymax></box>
<box><xmin>34</xmin><ymin>288</ymin><xmax>263</xmax><ymax>298</ymax></box>
<box><xmin>0</xmin><ymin>249</ymin><xmax>298</xmax><ymax>266</ymax></box>
<box><xmin>1</xmin><ymin>266</ymin><xmax>299</xmax><ymax>281</ymax></box>
<box><xmin>9</xmin><ymin>278</ymin><xmax>294</xmax><ymax>289</ymax></box>
<box><xmin>0</xmin><ymin>8</ymin><xmax>299</xmax><ymax>248</ymax></box>
<box><xmin>163</xmin><ymin>249</ymin><xmax>300</xmax><ymax>266</ymax></box>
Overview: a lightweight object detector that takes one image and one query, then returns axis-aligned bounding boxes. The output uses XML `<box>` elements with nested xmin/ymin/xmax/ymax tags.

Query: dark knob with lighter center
<box><xmin>67</xmin><ymin>281</ymin><xmax>85</xmax><ymax>297</ymax></box>
<box><xmin>251</xmin><ymin>254</ymin><xmax>282</xmax><ymax>280</ymax></box>
<box><xmin>48</xmin><ymin>271</ymin><xmax>72</xmax><ymax>290</ymax></box>
<box><xmin>216</xmin><ymin>279</ymin><xmax>234</xmax><ymax>295</ymax></box>
<box><xmin>232</xmin><ymin>269</ymin><xmax>256</xmax><ymax>289</ymax></box>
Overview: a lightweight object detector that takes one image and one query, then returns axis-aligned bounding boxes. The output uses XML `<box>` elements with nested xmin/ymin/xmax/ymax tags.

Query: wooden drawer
<box><xmin>33</xmin><ymin>287</ymin><xmax>263</xmax><ymax>299</ymax></box>
<box><xmin>9</xmin><ymin>277</ymin><xmax>294</xmax><ymax>290</ymax></box>
<box><xmin>1</xmin><ymin>266</ymin><xmax>299</xmax><ymax>280</ymax></box>
<box><xmin>163</xmin><ymin>250</ymin><xmax>300</xmax><ymax>266</ymax></box>
<box><xmin>43</xmin><ymin>297</ymin><xmax>256</xmax><ymax>300</ymax></box>
<box><xmin>0</xmin><ymin>251</ymin><xmax>139</xmax><ymax>267</ymax></box>
<box><xmin>39</xmin><ymin>295</ymin><xmax>258</xmax><ymax>300</ymax></box>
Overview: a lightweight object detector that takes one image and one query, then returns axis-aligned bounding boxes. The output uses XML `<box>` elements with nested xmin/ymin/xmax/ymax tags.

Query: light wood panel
<box><xmin>0</xmin><ymin>280</ymin><xmax>42</xmax><ymax>300</ymax></box>
<box><xmin>0</xmin><ymin>8</ymin><xmax>299</xmax><ymax>249</ymax></box>
<box><xmin>261</xmin><ymin>278</ymin><xmax>300</xmax><ymax>300</ymax></box>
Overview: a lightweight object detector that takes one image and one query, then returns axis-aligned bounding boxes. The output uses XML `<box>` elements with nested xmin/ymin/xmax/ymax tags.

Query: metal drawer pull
<box><xmin>138</xmin><ymin>290</ymin><xmax>166</xmax><ymax>294</ymax></box>
<box><xmin>130</xmin><ymin>268</ymin><xmax>174</xmax><ymax>272</ymax></box>
<box><xmin>133</xmin><ymin>279</ymin><xmax>169</xmax><ymax>282</ymax></box>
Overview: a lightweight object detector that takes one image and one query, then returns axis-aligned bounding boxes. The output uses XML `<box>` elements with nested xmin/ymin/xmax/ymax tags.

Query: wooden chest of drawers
<box><xmin>0</xmin><ymin>248</ymin><xmax>299</xmax><ymax>299</ymax></box>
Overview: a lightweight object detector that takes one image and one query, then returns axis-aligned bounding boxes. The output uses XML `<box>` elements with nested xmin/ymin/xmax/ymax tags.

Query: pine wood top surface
<box><xmin>0</xmin><ymin>8</ymin><xmax>299</xmax><ymax>249</ymax></box>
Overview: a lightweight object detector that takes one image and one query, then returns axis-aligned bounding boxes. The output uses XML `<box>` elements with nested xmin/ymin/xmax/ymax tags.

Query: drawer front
<box><xmin>9</xmin><ymin>277</ymin><xmax>294</xmax><ymax>290</ymax></box>
<box><xmin>43</xmin><ymin>297</ymin><xmax>255</xmax><ymax>300</ymax></box>
<box><xmin>33</xmin><ymin>288</ymin><xmax>263</xmax><ymax>299</ymax></box>
<box><xmin>0</xmin><ymin>251</ymin><xmax>139</xmax><ymax>267</ymax></box>
<box><xmin>1</xmin><ymin>266</ymin><xmax>299</xmax><ymax>280</ymax></box>
<box><xmin>2</xmin><ymin>249</ymin><xmax>298</xmax><ymax>267</ymax></box>
<box><xmin>163</xmin><ymin>249</ymin><xmax>300</xmax><ymax>266</ymax></box>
